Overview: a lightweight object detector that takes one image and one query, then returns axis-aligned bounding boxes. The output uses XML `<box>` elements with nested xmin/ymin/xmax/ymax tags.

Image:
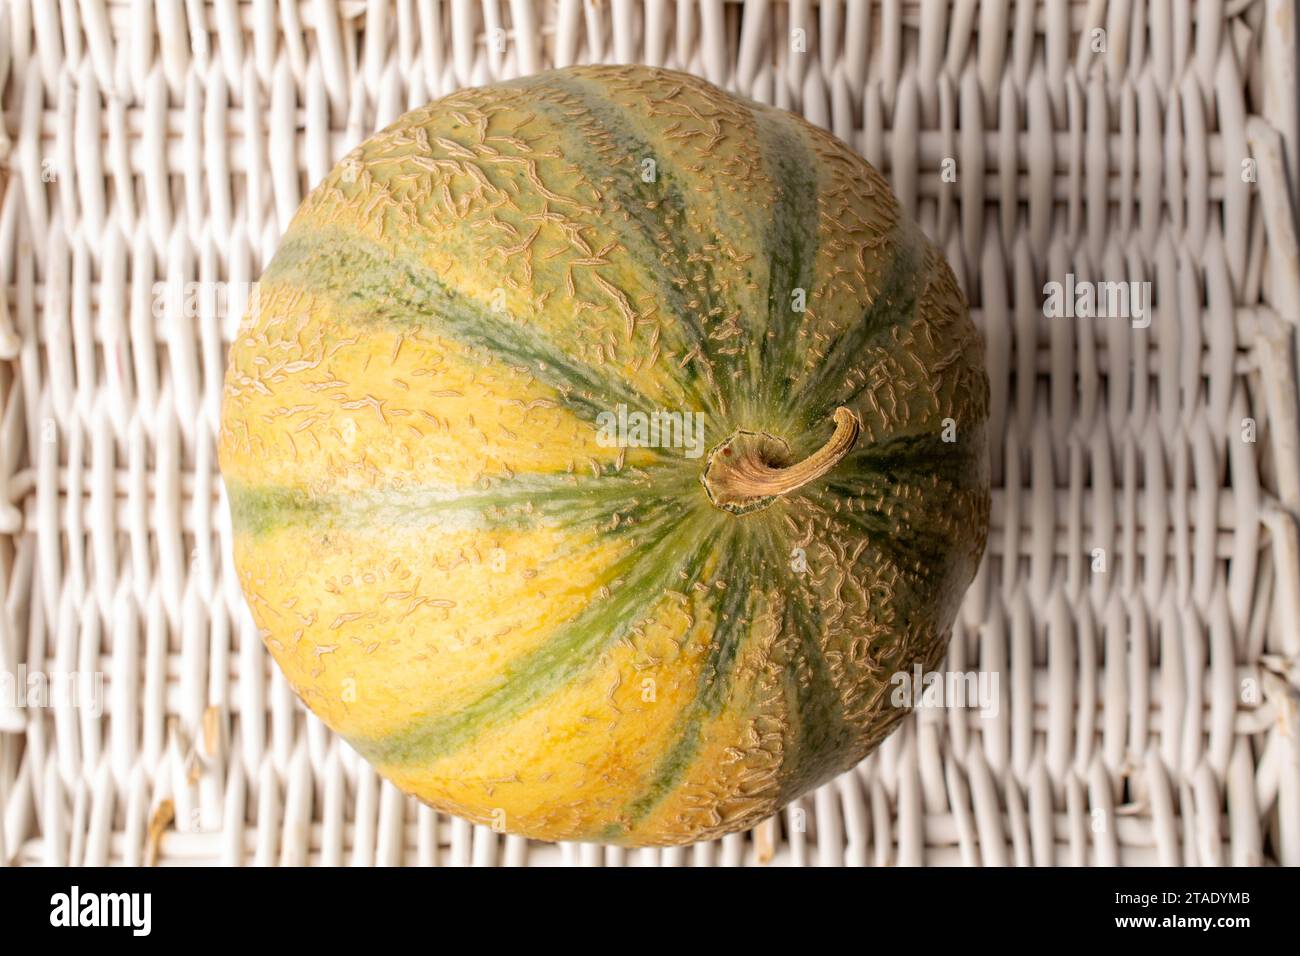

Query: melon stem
<box><xmin>702</xmin><ymin>407</ymin><xmax>861</xmax><ymax>512</ymax></box>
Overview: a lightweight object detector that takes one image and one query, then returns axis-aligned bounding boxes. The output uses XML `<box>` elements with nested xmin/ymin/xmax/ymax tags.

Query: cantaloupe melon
<box><xmin>220</xmin><ymin>64</ymin><xmax>989</xmax><ymax>846</ymax></box>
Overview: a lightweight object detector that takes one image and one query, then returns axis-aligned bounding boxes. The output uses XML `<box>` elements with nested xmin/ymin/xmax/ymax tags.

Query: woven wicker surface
<box><xmin>2</xmin><ymin>0</ymin><xmax>1299</xmax><ymax>866</ymax></box>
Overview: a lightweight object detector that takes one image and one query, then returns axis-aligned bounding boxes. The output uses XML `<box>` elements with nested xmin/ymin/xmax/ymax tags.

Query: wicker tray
<box><xmin>1</xmin><ymin>0</ymin><xmax>1298</xmax><ymax>866</ymax></box>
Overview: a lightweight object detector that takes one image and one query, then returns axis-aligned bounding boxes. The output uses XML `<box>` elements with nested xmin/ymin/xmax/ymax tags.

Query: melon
<box><xmin>220</xmin><ymin>65</ymin><xmax>989</xmax><ymax>846</ymax></box>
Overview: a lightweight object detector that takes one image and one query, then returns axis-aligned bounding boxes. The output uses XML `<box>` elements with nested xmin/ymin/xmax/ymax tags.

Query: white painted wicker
<box><xmin>1</xmin><ymin>0</ymin><xmax>1298</xmax><ymax>867</ymax></box>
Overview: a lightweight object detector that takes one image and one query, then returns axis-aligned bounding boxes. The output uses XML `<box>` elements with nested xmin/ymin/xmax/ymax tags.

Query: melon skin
<box><xmin>220</xmin><ymin>65</ymin><xmax>989</xmax><ymax>846</ymax></box>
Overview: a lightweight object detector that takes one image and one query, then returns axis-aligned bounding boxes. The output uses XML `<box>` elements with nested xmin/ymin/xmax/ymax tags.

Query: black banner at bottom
<box><xmin>0</xmin><ymin>865</ymin><xmax>1282</xmax><ymax>942</ymax></box>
